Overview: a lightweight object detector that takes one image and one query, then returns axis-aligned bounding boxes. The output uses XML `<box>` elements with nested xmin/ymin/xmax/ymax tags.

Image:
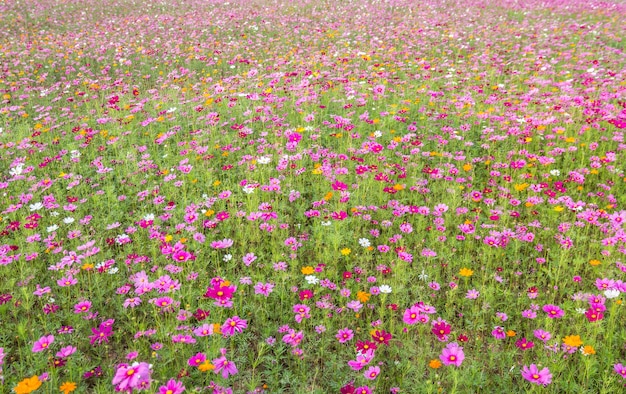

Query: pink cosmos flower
<box><xmin>112</xmin><ymin>362</ymin><xmax>152</xmax><ymax>392</ymax></box>
<box><xmin>439</xmin><ymin>342</ymin><xmax>464</xmax><ymax>367</ymax></box>
<box><xmin>348</xmin><ymin>349</ymin><xmax>375</xmax><ymax>371</ymax></box>
<box><xmin>614</xmin><ymin>363</ymin><xmax>626</xmax><ymax>379</ymax></box>
<box><xmin>403</xmin><ymin>305</ymin><xmax>421</xmax><ymax>325</ymax></box>
<box><xmin>363</xmin><ymin>366</ymin><xmax>380</xmax><ymax>380</ymax></box>
<box><xmin>158</xmin><ymin>379</ymin><xmax>185</xmax><ymax>394</ymax></box>
<box><xmin>56</xmin><ymin>345</ymin><xmax>77</xmax><ymax>358</ymax></box>
<box><xmin>354</xmin><ymin>386</ymin><xmax>372</xmax><ymax>394</ymax></box>
<box><xmin>74</xmin><ymin>300</ymin><xmax>92</xmax><ymax>314</ymax></box>
<box><xmin>193</xmin><ymin>324</ymin><xmax>213</xmax><ymax>337</ymax></box>
<box><xmin>210</xmin><ymin>238</ymin><xmax>233</xmax><ymax>249</ymax></box>
<box><xmin>521</xmin><ymin>364</ymin><xmax>552</xmax><ymax>386</ymax></box>
<box><xmin>212</xmin><ymin>355</ymin><xmax>238</xmax><ymax>379</ymax></box>
<box><xmin>32</xmin><ymin>334</ymin><xmax>54</xmax><ymax>352</ymax></box>
<box><xmin>336</xmin><ymin>328</ymin><xmax>354</xmax><ymax>343</ymax></box>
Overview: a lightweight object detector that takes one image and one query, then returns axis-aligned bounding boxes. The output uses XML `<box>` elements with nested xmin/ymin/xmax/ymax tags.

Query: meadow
<box><xmin>1</xmin><ymin>0</ymin><xmax>626</xmax><ymax>392</ymax></box>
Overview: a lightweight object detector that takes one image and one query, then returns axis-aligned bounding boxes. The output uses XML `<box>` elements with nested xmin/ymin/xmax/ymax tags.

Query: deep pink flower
<box><xmin>542</xmin><ymin>304</ymin><xmax>564</xmax><ymax>318</ymax></box>
<box><xmin>187</xmin><ymin>352</ymin><xmax>206</xmax><ymax>367</ymax></box>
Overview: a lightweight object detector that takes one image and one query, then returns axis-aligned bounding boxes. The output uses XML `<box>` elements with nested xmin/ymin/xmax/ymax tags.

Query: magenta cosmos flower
<box><xmin>336</xmin><ymin>328</ymin><xmax>354</xmax><ymax>343</ymax></box>
<box><xmin>222</xmin><ymin>316</ymin><xmax>248</xmax><ymax>336</ymax></box>
<box><xmin>158</xmin><ymin>379</ymin><xmax>185</xmax><ymax>394</ymax></box>
<box><xmin>542</xmin><ymin>304</ymin><xmax>564</xmax><ymax>318</ymax></box>
<box><xmin>614</xmin><ymin>363</ymin><xmax>626</xmax><ymax>379</ymax></box>
<box><xmin>212</xmin><ymin>355</ymin><xmax>238</xmax><ymax>379</ymax></box>
<box><xmin>403</xmin><ymin>305</ymin><xmax>421</xmax><ymax>325</ymax></box>
<box><xmin>521</xmin><ymin>364</ymin><xmax>552</xmax><ymax>386</ymax></box>
<box><xmin>439</xmin><ymin>342</ymin><xmax>465</xmax><ymax>367</ymax></box>
<box><xmin>32</xmin><ymin>334</ymin><xmax>54</xmax><ymax>352</ymax></box>
<box><xmin>187</xmin><ymin>352</ymin><xmax>206</xmax><ymax>367</ymax></box>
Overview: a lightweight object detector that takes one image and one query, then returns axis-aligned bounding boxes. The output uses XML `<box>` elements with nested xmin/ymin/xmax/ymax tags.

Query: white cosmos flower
<box><xmin>358</xmin><ymin>238</ymin><xmax>371</xmax><ymax>247</ymax></box>
<box><xmin>9</xmin><ymin>165</ymin><xmax>24</xmax><ymax>176</ymax></box>
<box><xmin>418</xmin><ymin>270</ymin><xmax>429</xmax><ymax>281</ymax></box>
<box><xmin>108</xmin><ymin>267</ymin><xmax>119</xmax><ymax>274</ymax></box>
<box><xmin>29</xmin><ymin>202</ymin><xmax>44</xmax><ymax>211</ymax></box>
<box><xmin>242</xmin><ymin>186</ymin><xmax>255</xmax><ymax>194</ymax></box>
<box><xmin>305</xmin><ymin>275</ymin><xmax>319</xmax><ymax>285</ymax></box>
<box><xmin>223</xmin><ymin>254</ymin><xmax>232</xmax><ymax>262</ymax></box>
<box><xmin>604</xmin><ymin>289</ymin><xmax>620</xmax><ymax>299</ymax></box>
<box><xmin>575</xmin><ymin>308</ymin><xmax>587</xmax><ymax>314</ymax></box>
<box><xmin>47</xmin><ymin>224</ymin><xmax>59</xmax><ymax>233</ymax></box>
<box><xmin>549</xmin><ymin>169</ymin><xmax>560</xmax><ymax>176</ymax></box>
<box><xmin>321</xmin><ymin>221</ymin><xmax>331</xmax><ymax>226</ymax></box>
<box><xmin>379</xmin><ymin>285</ymin><xmax>392</xmax><ymax>294</ymax></box>
<box><xmin>257</xmin><ymin>156</ymin><xmax>271</xmax><ymax>164</ymax></box>
<box><xmin>63</xmin><ymin>217</ymin><xmax>75</xmax><ymax>224</ymax></box>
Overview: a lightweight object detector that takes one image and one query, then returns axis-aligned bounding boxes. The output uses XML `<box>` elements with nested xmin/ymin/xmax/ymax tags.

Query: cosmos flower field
<box><xmin>1</xmin><ymin>0</ymin><xmax>626</xmax><ymax>392</ymax></box>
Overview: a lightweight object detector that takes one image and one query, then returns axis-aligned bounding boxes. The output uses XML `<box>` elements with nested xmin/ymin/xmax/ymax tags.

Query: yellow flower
<box><xmin>301</xmin><ymin>266</ymin><xmax>314</xmax><ymax>275</ymax></box>
<box><xmin>82</xmin><ymin>263</ymin><xmax>94</xmax><ymax>271</ymax></box>
<box><xmin>563</xmin><ymin>335</ymin><xmax>583</xmax><ymax>347</ymax></box>
<box><xmin>462</xmin><ymin>163</ymin><xmax>472</xmax><ymax>171</ymax></box>
<box><xmin>429</xmin><ymin>359</ymin><xmax>442</xmax><ymax>369</ymax></box>
<box><xmin>356</xmin><ymin>291</ymin><xmax>371</xmax><ymax>303</ymax></box>
<box><xmin>14</xmin><ymin>375</ymin><xmax>42</xmax><ymax>394</ymax></box>
<box><xmin>514</xmin><ymin>183</ymin><xmax>529</xmax><ymax>192</ymax></box>
<box><xmin>459</xmin><ymin>268</ymin><xmax>474</xmax><ymax>277</ymax></box>
<box><xmin>198</xmin><ymin>360</ymin><xmax>215</xmax><ymax>372</ymax></box>
<box><xmin>589</xmin><ymin>259</ymin><xmax>601</xmax><ymax>266</ymax></box>
<box><xmin>60</xmin><ymin>381</ymin><xmax>77</xmax><ymax>394</ymax></box>
<box><xmin>340</xmin><ymin>248</ymin><xmax>351</xmax><ymax>256</ymax></box>
<box><xmin>392</xmin><ymin>184</ymin><xmax>405</xmax><ymax>191</ymax></box>
<box><xmin>581</xmin><ymin>345</ymin><xmax>595</xmax><ymax>356</ymax></box>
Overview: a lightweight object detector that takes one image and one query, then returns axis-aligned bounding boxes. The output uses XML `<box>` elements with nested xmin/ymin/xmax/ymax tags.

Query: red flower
<box><xmin>371</xmin><ymin>330</ymin><xmax>392</xmax><ymax>345</ymax></box>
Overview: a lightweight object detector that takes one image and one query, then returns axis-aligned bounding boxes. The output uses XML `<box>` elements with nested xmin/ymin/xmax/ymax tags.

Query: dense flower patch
<box><xmin>1</xmin><ymin>0</ymin><xmax>626</xmax><ymax>392</ymax></box>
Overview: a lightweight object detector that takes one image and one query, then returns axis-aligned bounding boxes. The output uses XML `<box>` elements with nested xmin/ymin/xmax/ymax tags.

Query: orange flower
<box><xmin>356</xmin><ymin>291</ymin><xmax>371</xmax><ymax>303</ymax></box>
<box><xmin>506</xmin><ymin>330</ymin><xmax>516</xmax><ymax>337</ymax></box>
<box><xmin>60</xmin><ymin>381</ymin><xmax>77</xmax><ymax>394</ymax></box>
<box><xmin>14</xmin><ymin>375</ymin><xmax>42</xmax><ymax>394</ymax></box>
<box><xmin>589</xmin><ymin>259</ymin><xmax>601</xmax><ymax>266</ymax></box>
<box><xmin>429</xmin><ymin>359</ymin><xmax>442</xmax><ymax>369</ymax></box>
<box><xmin>563</xmin><ymin>335</ymin><xmax>583</xmax><ymax>347</ymax></box>
<box><xmin>459</xmin><ymin>268</ymin><xmax>474</xmax><ymax>277</ymax></box>
<box><xmin>198</xmin><ymin>360</ymin><xmax>215</xmax><ymax>372</ymax></box>
<box><xmin>581</xmin><ymin>345</ymin><xmax>595</xmax><ymax>356</ymax></box>
<box><xmin>301</xmin><ymin>266</ymin><xmax>314</xmax><ymax>275</ymax></box>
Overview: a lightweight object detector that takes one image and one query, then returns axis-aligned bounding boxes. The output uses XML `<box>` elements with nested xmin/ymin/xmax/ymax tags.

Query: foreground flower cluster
<box><xmin>1</xmin><ymin>0</ymin><xmax>626</xmax><ymax>392</ymax></box>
